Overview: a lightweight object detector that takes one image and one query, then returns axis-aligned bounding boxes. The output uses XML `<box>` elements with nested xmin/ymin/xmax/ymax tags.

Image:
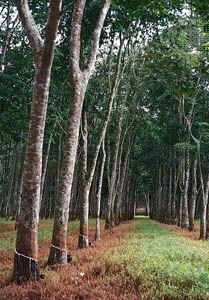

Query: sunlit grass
<box><xmin>0</xmin><ymin>219</ymin><xmax>15</xmax><ymax>225</ymax></box>
<box><xmin>2</xmin><ymin>216</ymin><xmax>208</xmax><ymax>299</ymax></box>
<box><xmin>0</xmin><ymin>219</ymin><xmax>98</xmax><ymax>251</ymax></box>
<box><xmin>104</xmin><ymin>218</ymin><xmax>209</xmax><ymax>300</ymax></box>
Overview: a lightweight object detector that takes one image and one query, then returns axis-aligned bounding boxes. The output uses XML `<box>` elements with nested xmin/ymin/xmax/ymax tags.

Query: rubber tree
<box><xmin>78</xmin><ymin>34</ymin><xmax>131</xmax><ymax>247</ymax></box>
<box><xmin>13</xmin><ymin>0</ymin><xmax>62</xmax><ymax>282</ymax></box>
<box><xmin>48</xmin><ymin>0</ymin><xmax>111</xmax><ymax>266</ymax></box>
<box><xmin>95</xmin><ymin>140</ymin><xmax>106</xmax><ymax>241</ymax></box>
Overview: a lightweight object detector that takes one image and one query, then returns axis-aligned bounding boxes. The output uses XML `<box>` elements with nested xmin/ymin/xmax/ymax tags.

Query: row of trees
<box><xmin>139</xmin><ymin>15</ymin><xmax>209</xmax><ymax>239</ymax></box>
<box><xmin>0</xmin><ymin>0</ymin><xmax>209</xmax><ymax>282</ymax></box>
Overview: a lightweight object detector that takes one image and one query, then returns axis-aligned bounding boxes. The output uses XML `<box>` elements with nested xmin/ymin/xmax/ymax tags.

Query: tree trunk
<box><xmin>181</xmin><ymin>150</ymin><xmax>189</xmax><ymax>228</ymax></box>
<box><xmin>95</xmin><ymin>140</ymin><xmax>106</xmax><ymax>241</ymax></box>
<box><xmin>40</xmin><ymin>123</ymin><xmax>56</xmax><ymax>205</ymax></box>
<box><xmin>171</xmin><ymin>151</ymin><xmax>178</xmax><ymax>223</ymax></box>
<box><xmin>78</xmin><ymin>76</ymin><xmax>116</xmax><ymax>247</ymax></box>
<box><xmin>206</xmin><ymin>203</ymin><xmax>209</xmax><ymax>239</ymax></box>
<box><xmin>0</xmin><ymin>4</ymin><xmax>18</xmax><ymax>72</ymax></box>
<box><xmin>78</xmin><ymin>111</ymin><xmax>89</xmax><ymax>249</ymax></box>
<box><xmin>13</xmin><ymin>0</ymin><xmax>62</xmax><ymax>281</ymax></box>
<box><xmin>165</xmin><ymin>150</ymin><xmax>173</xmax><ymax>223</ymax></box>
<box><xmin>188</xmin><ymin>155</ymin><xmax>198</xmax><ymax>231</ymax></box>
<box><xmin>115</xmin><ymin>138</ymin><xmax>131</xmax><ymax>224</ymax></box>
<box><xmin>145</xmin><ymin>192</ymin><xmax>150</xmax><ymax>216</ymax></box>
<box><xmin>104</xmin><ymin>44</ymin><xmax>128</xmax><ymax>229</ymax></box>
<box><xmin>199</xmin><ymin>174</ymin><xmax>209</xmax><ymax>240</ymax></box>
<box><xmin>200</xmin><ymin>201</ymin><xmax>207</xmax><ymax>240</ymax></box>
<box><xmin>48</xmin><ymin>0</ymin><xmax>110</xmax><ymax>264</ymax></box>
<box><xmin>157</xmin><ymin>166</ymin><xmax>162</xmax><ymax>221</ymax></box>
<box><xmin>48</xmin><ymin>82</ymin><xmax>87</xmax><ymax>264</ymax></box>
<box><xmin>178</xmin><ymin>151</ymin><xmax>185</xmax><ymax>227</ymax></box>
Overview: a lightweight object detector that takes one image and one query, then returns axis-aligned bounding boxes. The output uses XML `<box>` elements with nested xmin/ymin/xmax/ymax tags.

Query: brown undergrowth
<box><xmin>0</xmin><ymin>220</ymin><xmax>142</xmax><ymax>300</ymax></box>
<box><xmin>0</xmin><ymin>224</ymin><xmax>14</xmax><ymax>234</ymax></box>
<box><xmin>157</xmin><ymin>222</ymin><xmax>201</xmax><ymax>240</ymax></box>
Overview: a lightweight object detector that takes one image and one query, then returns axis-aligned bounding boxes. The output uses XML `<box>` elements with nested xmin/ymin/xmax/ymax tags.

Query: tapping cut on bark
<box><xmin>13</xmin><ymin>250</ymin><xmax>39</xmax><ymax>282</ymax></box>
<box><xmin>48</xmin><ymin>245</ymin><xmax>68</xmax><ymax>266</ymax></box>
<box><xmin>13</xmin><ymin>223</ymin><xmax>39</xmax><ymax>281</ymax></box>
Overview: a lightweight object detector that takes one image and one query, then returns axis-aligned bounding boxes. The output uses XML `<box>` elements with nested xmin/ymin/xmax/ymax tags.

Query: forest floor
<box><xmin>0</xmin><ymin>217</ymin><xmax>208</xmax><ymax>300</ymax></box>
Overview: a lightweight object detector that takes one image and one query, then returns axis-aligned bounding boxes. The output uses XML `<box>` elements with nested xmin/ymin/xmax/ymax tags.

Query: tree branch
<box><xmin>85</xmin><ymin>0</ymin><xmax>111</xmax><ymax>73</ymax></box>
<box><xmin>41</xmin><ymin>0</ymin><xmax>62</xmax><ymax>69</ymax></box>
<box><xmin>14</xmin><ymin>0</ymin><xmax>43</xmax><ymax>62</ymax></box>
<box><xmin>69</xmin><ymin>0</ymin><xmax>87</xmax><ymax>77</ymax></box>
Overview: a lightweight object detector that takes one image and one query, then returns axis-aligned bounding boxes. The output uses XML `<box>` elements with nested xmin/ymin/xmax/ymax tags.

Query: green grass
<box><xmin>1</xmin><ymin>217</ymin><xmax>208</xmax><ymax>299</ymax></box>
<box><xmin>104</xmin><ymin>218</ymin><xmax>209</xmax><ymax>300</ymax></box>
<box><xmin>0</xmin><ymin>219</ymin><xmax>97</xmax><ymax>251</ymax></box>
<box><xmin>0</xmin><ymin>219</ymin><xmax>15</xmax><ymax>225</ymax></box>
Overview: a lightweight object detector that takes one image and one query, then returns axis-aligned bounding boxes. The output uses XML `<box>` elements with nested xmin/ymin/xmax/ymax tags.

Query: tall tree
<box><xmin>48</xmin><ymin>0</ymin><xmax>110</xmax><ymax>266</ymax></box>
<box><xmin>13</xmin><ymin>0</ymin><xmax>62</xmax><ymax>281</ymax></box>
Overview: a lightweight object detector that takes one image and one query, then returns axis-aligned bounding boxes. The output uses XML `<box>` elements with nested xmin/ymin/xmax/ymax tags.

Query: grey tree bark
<box><xmin>188</xmin><ymin>155</ymin><xmax>198</xmax><ymax>231</ymax></box>
<box><xmin>13</xmin><ymin>0</ymin><xmax>62</xmax><ymax>281</ymax></box>
<box><xmin>95</xmin><ymin>140</ymin><xmax>106</xmax><ymax>241</ymax></box>
<box><xmin>48</xmin><ymin>0</ymin><xmax>110</xmax><ymax>264</ymax></box>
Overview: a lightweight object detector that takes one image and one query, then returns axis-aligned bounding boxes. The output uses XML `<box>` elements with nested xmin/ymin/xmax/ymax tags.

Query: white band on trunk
<box><xmin>79</xmin><ymin>234</ymin><xmax>88</xmax><ymax>239</ymax></box>
<box><xmin>15</xmin><ymin>249</ymin><xmax>38</xmax><ymax>262</ymax></box>
<box><xmin>51</xmin><ymin>244</ymin><xmax>67</xmax><ymax>253</ymax></box>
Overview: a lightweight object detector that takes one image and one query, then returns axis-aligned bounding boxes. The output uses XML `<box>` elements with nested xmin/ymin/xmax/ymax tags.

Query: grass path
<box><xmin>0</xmin><ymin>218</ymin><xmax>208</xmax><ymax>299</ymax></box>
<box><xmin>106</xmin><ymin>218</ymin><xmax>209</xmax><ymax>299</ymax></box>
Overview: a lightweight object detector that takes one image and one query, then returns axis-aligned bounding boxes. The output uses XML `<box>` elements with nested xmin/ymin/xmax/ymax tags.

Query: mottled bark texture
<box><xmin>104</xmin><ymin>40</ymin><xmax>126</xmax><ymax>229</ymax></box>
<box><xmin>188</xmin><ymin>155</ymin><xmax>198</xmax><ymax>231</ymax></box>
<box><xmin>167</xmin><ymin>164</ymin><xmax>172</xmax><ymax>223</ymax></box>
<box><xmin>78</xmin><ymin>63</ymin><xmax>117</xmax><ymax>246</ymax></box>
<box><xmin>95</xmin><ymin>140</ymin><xmax>106</xmax><ymax>241</ymax></box>
<box><xmin>199</xmin><ymin>173</ymin><xmax>209</xmax><ymax>240</ymax></box>
<box><xmin>206</xmin><ymin>203</ymin><xmax>209</xmax><ymax>239</ymax></box>
<box><xmin>181</xmin><ymin>150</ymin><xmax>189</xmax><ymax>228</ymax></box>
<box><xmin>40</xmin><ymin>122</ymin><xmax>56</xmax><ymax>205</ymax></box>
<box><xmin>78</xmin><ymin>111</ymin><xmax>89</xmax><ymax>249</ymax></box>
<box><xmin>13</xmin><ymin>0</ymin><xmax>62</xmax><ymax>282</ymax></box>
<box><xmin>48</xmin><ymin>0</ymin><xmax>110</xmax><ymax>264</ymax></box>
<box><xmin>115</xmin><ymin>139</ymin><xmax>131</xmax><ymax>224</ymax></box>
<box><xmin>178</xmin><ymin>150</ymin><xmax>189</xmax><ymax>228</ymax></box>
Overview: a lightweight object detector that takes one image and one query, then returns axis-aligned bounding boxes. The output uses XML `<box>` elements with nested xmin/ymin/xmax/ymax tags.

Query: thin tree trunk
<box><xmin>178</xmin><ymin>151</ymin><xmax>185</xmax><ymax>227</ymax></box>
<box><xmin>40</xmin><ymin>123</ymin><xmax>56</xmax><ymax>205</ymax></box>
<box><xmin>206</xmin><ymin>203</ymin><xmax>209</xmax><ymax>239</ymax></box>
<box><xmin>172</xmin><ymin>150</ymin><xmax>178</xmax><ymax>223</ymax></box>
<box><xmin>103</xmin><ymin>41</ymin><xmax>128</xmax><ymax>229</ymax></box>
<box><xmin>95</xmin><ymin>140</ymin><xmax>106</xmax><ymax>241</ymax></box>
<box><xmin>188</xmin><ymin>154</ymin><xmax>198</xmax><ymax>231</ymax></box>
<box><xmin>78</xmin><ymin>111</ymin><xmax>89</xmax><ymax>248</ymax></box>
<box><xmin>145</xmin><ymin>192</ymin><xmax>150</xmax><ymax>216</ymax></box>
<box><xmin>78</xmin><ymin>75</ymin><xmax>118</xmax><ymax>247</ymax></box>
<box><xmin>157</xmin><ymin>166</ymin><xmax>162</xmax><ymax>221</ymax></box>
<box><xmin>199</xmin><ymin>173</ymin><xmax>209</xmax><ymax>240</ymax></box>
<box><xmin>56</xmin><ymin>132</ymin><xmax>62</xmax><ymax>202</ymax></box>
<box><xmin>77</xmin><ymin>33</ymin><xmax>126</xmax><ymax>247</ymax></box>
<box><xmin>5</xmin><ymin>144</ymin><xmax>16</xmax><ymax>219</ymax></box>
<box><xmin>0</xmin><ymin>4</ymin><xmax>18</xmax><ymax>72</ymax></box>
<box><xmin>181</xmin><ymin>150</ymin><xmax>189</xmax><ymax>228</ymax></box>
<box><xmin>115</xmin><ymin>134</ymin><xmax>133</xmax><ymax>224</ymax></box>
